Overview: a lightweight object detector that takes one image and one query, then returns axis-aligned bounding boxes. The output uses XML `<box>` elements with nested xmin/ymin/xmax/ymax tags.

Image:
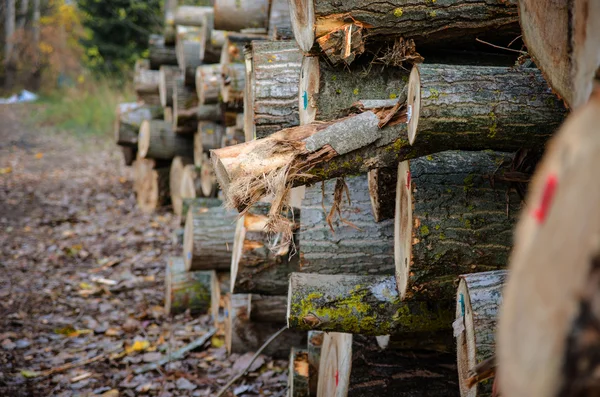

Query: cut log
<box><xmin>287</xmin><ymin>273</ymin><xmax>452</xmax><ymax>335</ymax></box>
<box><xmin>498</xmin><ymin>90</ymin><xmax>600</xmax><ymax>397</ymax></box>
<box><xmin>134</xmin><ymin>67</ymin><xmax>161</xmax><ymax>105</ymax></box>
<box><xmin>198</xmin><ymin>153</ymin><xmax>218</xmax><ymax>197</ymax></box>
<box><xmin>368</xmin><ymin>167</ymin><xmax>397</xmax><ymax>223</ymax></box>
<box><xmin>289</xmin><ymin>348</ymin><xmax>310</xmax><ymax>397</ymax></box>
<box><xmin>212</xmin><ymin>64</ymin><xmax>565</xmax><ymax>217</ymax></box>
<box><xmin>180</xmin><ymin>165</ymin><xmax>203</xmax><ymax>206</ymax></box>
<box><xmin>300</xmin><ymin>175</ymin><xmax>394</xmax><ymax>275</ymax></box>
<box><xmin>220</xmin><ymin>62</ymin><xmax>246</xmax><ymax>104</ymax></box>
<box><xmin>173</xmin><ymin>6</ymin><xmax>213</xmax><ymax>27</ymax></box>
<box><xmin>210</xmin><ymin>271</ymin><xmax>230</xmax><ymax>322</ymax></box>
<box><xmin>134</xmin><ymin>160</ymin><xmax>170</xmax><ymax>213</ymax></box>
<box><xmin>138</xmin><ymin>119</ymin><xmax>193</xmax><ymax>160</ymax></box>
<box><xmin>317</xmin><ymin>332</ymin><xmax>458</xmax><ymax>396</ymax></box>
<box><xmin>114</xmin><ymin>103</ymin><xmax>162</xmax><ymax>147</ymax></box>
<box><xmin>183</xmin><ymin>202</ymin><xmax>238</xmax><ymax>271</ymax></box>
<box><xmin>519</xmin><ymin>0</ymin><xmax>600</xmax><ymax>108</ymax></box>
<box><xmin>213</xmin><ymin>0</ymin><xmax>269</xmax><ymax>31</ymax></box>
<box><xmin>289</xmin><ymin>0</ymin><xmax>519</xmax><ymax>62</ymax></box>
<box><xmin>203</xmin><ymin>29</ymin><xmax>227</xmax><ymax>64</ymax></box>
<box><xmin>220</xmin><ymin>33</ymin><xmax>268</xmax><ymax>65</ymax></box>
<box><xmin>248</xmin><ymin>294</ymin><xmax>287</xmax><ymax>324</ymax></box>
<box><xmin>149</xmin><ymin>34</ymin><xmax>178</xmax><ymax>69</ymax></box>
<box><xmin>121</xmin><ymin>146</ymin><xmax>136</xmax><ymax>166</ymax></box>
<box><xmin>180</xmin><ymin>197</ymin><xmax>222</xmax><ymax>226</ymax></box>
<box><xmin>268</xmin><ymin>0</ymin><xmax>292</xmax><ymax>40</ymax></box>
<box><xmin>231</xmin><ymin>202</ymin><xmax>300</xmax><ymax>295</ymax></box>
<box><xmin>176</xmin><ymin>25</ymin><xmax>205</xmax><ymax>86</ymax></box>
<box><xmin>172</xmin><ymin>228</ymin><xmax>184</xmax><ymax>246</ymax></box>
<box><xmin>245</xmin><ymin>40</ymin><xmax>302</xmax><ymax>140</ymax></box>
<box><xmin>308</xmin><ymin>330</ymin><xmax>323</xmax><ymax>396</ymax></box>
<box><xmin>173</xmin><ymin>104</ymin><xmax>221</xmax><ymax>135</ymax></box>
<box><xmin>195</xmin><ymin>121</ymin><xmax>225</xmax><ymax>163</ymax></box>
<box><xmin>170</xmin><ymin>156</ymin><xmax>194</xmax><ymax>217</ymax></box>
<box><xmin>195</xmin><ymin>64</ymin><xmax>222</xmax><ymax>105</ymax></box>
<box><xmin>158</xmin><ymin>65</ymin><xmax>180</xmax><ymax>108</ymax></box>
<box><xmin>456</xmin><ymin>270</ymin><xmax>506</xmax><ymax>397</ymax></box>
<box><xmin>172</xmin><ymin>76</ymin><xmax>199</xmax><ymax>128</ymax></box>
<box><xmin>394</xmin><ymin>151</ymin><xmax>521</xmax><ymax>302</ymax></box>
<box><xmin>165</xmin><ymin>257</ymin><xmax>212</xmax><ymax>316</ymax></box>
<box><xmin>224</xmin><ymin>293</ymin><xmax>306</xmax><ymax>358</ymax></box>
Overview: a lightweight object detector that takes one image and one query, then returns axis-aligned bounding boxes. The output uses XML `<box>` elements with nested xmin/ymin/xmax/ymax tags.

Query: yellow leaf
<box><xmin>0</xmin><ymin>167</ymin><xmax>12</xmax><ymax>174</ymax></box>
<box><xmin>119</xmin><ymin>177</ymin><xmax>127</xmax><ymax>183</ymax></box>
<box><xmin>126</xmin><ymin>340</ymin><xmax>150</xmax><ymax>354</ymax></box>
<box><xmin>211</xmin><ymin>335</ymin><xmax>224</xmax><ymax>348</ymax></box>
<box><xmin>79</xmin><ymin>282</ymin><xmax>93</xmax><ymax>290</ymax></box>
<box><xmin>55</xmin><ymin>325</ymin><xmax>76</xmax><ymax>335</ymax></box>
<box><xmin>20</xmin><ymin>370</ymin><xmax>40</xmax><ymax>378</ymax></box>
<box><xmin>67</xmin><ymin>329</ymin><xmax>92</xmax><ymax>337</ymax></box>
<box><xmin>34</xmin><ymin>153</ymin><xmax>44</xmax><ymax>159</ymax></box>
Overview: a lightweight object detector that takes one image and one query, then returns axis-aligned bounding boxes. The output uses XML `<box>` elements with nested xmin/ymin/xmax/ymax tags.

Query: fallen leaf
<box><xmin>100</xmin><ymin>389</ymin><xmax>119</xmax><ymax>397</ymax></box>
<box><xmin>125</xmin><ymin>340</ymin><xmax>150</xmax><ymax>354</ymax></box>
<box><xmin>34</xmin><ymin>152</ymin><xmax>43</xmax><ymax>159</ymax></box>
<box><xmin>20</xmin><ymin>370</ymin><xmax>40</xmax><ymax>378</ymax></box>
<box><xmin>211</xmin><ymin>335</ymin><xmax>224</xmax><ymax>348</ymax></box>
<box><xmin>0</xmin><ymin>167</ymin><xmax>12</xmax><ymax>174</ymax></box>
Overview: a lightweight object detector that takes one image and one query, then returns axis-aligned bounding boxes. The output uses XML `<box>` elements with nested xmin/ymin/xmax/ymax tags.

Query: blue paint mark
<box><xmin>459</xmin><ymin>293</ymin><xmax>465</xmax><ymax>316</ymax></box>
<box><xmin>303</xmin><ymin>91</ymin><xmax>308</xmax><ymax>110</ymax></box>
<box><xmin>187</xmin><ymin>251</ymin><xmax>191</xmax><ymax>260</ymax></box>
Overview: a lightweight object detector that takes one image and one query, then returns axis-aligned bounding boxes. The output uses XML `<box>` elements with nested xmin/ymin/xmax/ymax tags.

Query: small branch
<box><xmin>476</xmin><ymin>38</ymin><xmax>528</xmax><ymax>55</ymax></box>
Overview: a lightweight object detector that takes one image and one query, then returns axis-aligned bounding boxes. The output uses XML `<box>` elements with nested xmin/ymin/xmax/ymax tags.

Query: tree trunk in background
<box><xmin>4</xmin><ymin>0</ymin><xmax>16</xmax><ymax>90</ymax></box>
<box><xmin>31</xmin><ymin>0</ymin><xmax>40</xmax><ymax>89</ymax></box>
<box><xmin>17</xmin><ymin>0</ymin><xmax>29</xmax><ymax>30</ymax></box>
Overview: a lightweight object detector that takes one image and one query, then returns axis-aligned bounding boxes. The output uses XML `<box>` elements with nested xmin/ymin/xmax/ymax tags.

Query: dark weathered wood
<box><xmin>368</xmin><ymin>167</ymin><xmax>397</xmax><ymax>223</ymax></box>
<box><xmin>231</xmin><ymin>203</ymin><xmax>300</xmax><ymax>295</ymax></box>
<box><xmin>149</xmin><ymin>34</ymin><xmax>178</xmax><ymax>69</ymax></box>
<box><xmin>307</xmin><ymin>330</ymin><xmax>323</xmax><ymax>396</ymax></box>
<box><xmin>289</xmin><ymin>348</ymin><xmax>310</xmax><ymax>397</ymax></box>
<box><xmin>213</xmin><ymin>0</ymin><xmax>270</xmax><ymax>31</ymax></box>
<box><xmin>248</xmin><ymin>294</ymin><xmax>287</xmax><ymax>323</ymax></box>
<box><xmin>183</xmin><ymin>202</ymin><xmax>238</xmax><ymax>271</ymax></box>
<box><xmin>300</xmin><ymin>175</ymin><xmax>394</xmax><ymax>275</ymax></box>
<box><xmin>395</xmin><ymin>151</ymin><xmax>521</xmax><ymax>302</ymax></box>
<box><xmin>138</xmin><ymin>120</ymin><xmax>193</xmax><ymax>160</ymax></box>
<box><xmin>165</xmin><ymin>257</ymin><xmax>211</xmax><ymax>316</ymax></box>
<box><xmin>121</xmin><ymin>146</ymin><xmax>137</xmax><ymax>166</ymax></box>
<box><xmin>173</xmin><ymin>104</ymin><xmax>221</xmax><ymax>135</ymax></box>
<box><xmin>172</xmin><ymin>76</ymin><xmax>199</xmax><ymax>131</ymax></box>
<box><xmin>159</xmin><ymin>65</ymin><xmax>180</xmax><ymax>108</ymax></box>
<box><xmin>114</xmin><ymin>103</ymin><xmax>162</xmax><ymax>147</ymax></box>
<box><xmin>287</xmin><ymin>273</ymin><xmax>453</xmax><ymax>335</ymax></box>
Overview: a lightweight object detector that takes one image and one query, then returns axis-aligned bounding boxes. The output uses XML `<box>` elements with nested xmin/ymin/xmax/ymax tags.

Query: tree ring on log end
<box><xmin>289</xmin><ymin>0</ymin><xmax>315</xmax><ymax>53</ymax></box>
<box><xmin>407</xmin><ymin>65</ymin><xmax>421</xmax><ymax>145</ymax></box>
<box><xmin>394</xmin><ymin>160</ymin><xmax>412</xmax><ymax>300</ymax></box>
<box><xmin>456</xmin><ymin>278</ymin><xmax>477</xmax><ymax>397</ymax></box>
<box><xmin>138</xmin><ymin>120</ymin><xmax>151</xmax><ymax>159</ymax></box>
<box><xmin>299</xmin><ymin>55</ymin><xmax>320</xmax><ymax>125</ymax></box>
<box><xmin>316</xmin><ymin>332</ymin><xmax>352</xmax><ymax>397</ymax></box>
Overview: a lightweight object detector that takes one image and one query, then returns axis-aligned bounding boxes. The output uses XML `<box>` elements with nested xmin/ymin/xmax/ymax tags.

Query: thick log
<box><xmin>231</xmin><ymin>202</ymin><xmax>300</xmax><ymax>295</ymax></box>
<box><xmin>394</xmin><ymin>151</ymin><xmax>521</xmax><ymax>302</ymax></box>
<box><xmin>134</xmin><ymin>161</ymin><xmax>170</xmax><ymax>213</ymax></box>
<box><xmin>308</xmin><ymin>330</ymin><xmax>323</xmax><ymax>396</ymax></box>
<box><xmin>195</xmin><ymin>122</ymin><xmax>225</xmax><ymax>163</ymax></box>
<box><xmin>456</xmin><ymin>270</ymin><xmax>506</xmax><ymax>397</ymax></box>
<box><xmin>159</xmin><ymin>65</ymin><xmax>180</xmax><ymax>108</ymax></box>
<box><xmin>287</xmin><ymin>273</ymin><xmax>452</xmax><ymax>335</ymax></box>
<box><xmin>368</xmin><ymin>167</ymin><xmax>397</xmax><ymax>222</ymax></box>
<box><xmin>498</xmin><ymin>91</ymin><xmax>600</xmax><ymax>397</ymax></box>
<box><xmin>170</xmin><ymin>156</ymin><xmax>194</xmax><ymax>217</ymax></box>
<box><xmin>195</xmin><ymin>64</ymin><xmax>223</xmax><ymax>105</ymax></box>
<box><xmin>114</xmin><ymin>103</ymin><xmax>162</xmax><ymax>147</ymax></box>
<box><xmin>176</xmin><ymin>25</ymin><xmax>205</xmax><ymax>86</ymax></box>
<box><xmin>224</xmin><ymin>293</ymin><xmax>306</xmax><ymax>358</ymax></box>
<box><xmin>212</xmin><ymin>64</ymin><xmax>565</xmax><ymax>216</ymax></box>
<box><xmin>519</xmin><ymin>1</ymin><xmax>600</xmax><ymax>109</ymax></box>
<box><xmin>134</xmin><ymin>67</ymin><xmax>161</xmax><ymax>105</ymax></box>
<box><xmin>210</xmin><ymin>271</ymin><xmax>230</xmax><ymax>322</ymax></box>
<box><xmin>173</xmin><ymin>104</ymin><xmax>221</xmax><ymax>135</ymax></box>
<box><xmin>300</xmin><ymin>175</ymin><xmax>394</xmax><ymax>275</ymax></box>
<box><xmin>248</xmin><ymin>294</ymin><xmax>287</xmax><ymax>324</ymax></box>
<box><xmin>289</xmin><ymin>0</ymin><xmax>519</xmax><ymax>62</ymax></box>
<box><xmin>317</xmin><ymin>332</ymin><xmax>458</xmax><ymax>396</ymax></box>
<box><xmin>213</xmin><ymin>0</ymin><xmax>269</xmax><ymax>31</ymax></box>
<box><xmin>221</xmin><ymin>62</ymin><xmax>246</xmax><ymax>104</ymax></box>
<box><xmin>183</xmin><ymin>202</ymin><xmax>238</xmax><ymax>271</ymax></box>
<box><xmin>268</xmin><ymin>0</ymin><xmax>292</xmax><ymax>40</ymax></box>
<box><xmin>149</xmin><ymin>34</ymin><xmax>178</xmax><ymax>69</ymax></box>
<box><xmin>289</xmin><ymin>349</ymin><xmax>310</xmax><ymax>397</ymax></box>
<box><xmin>245</xmin><ymin>40</ymin><xmax>302</xmax><ymax>140</ymax></box>
<box><xmin>173</xmin><ymin>6</ymin><xmax>213</xmax><ymax>27</ymax></box>
<box><xmin>138</xmin><ymin>120</ymin><xmax>193</xmax><ymax>160</ymax></box>
<box><xmin>165</xmin><ymin>257</ymin><xmax>211</xmax><ymax>316</ymax></box>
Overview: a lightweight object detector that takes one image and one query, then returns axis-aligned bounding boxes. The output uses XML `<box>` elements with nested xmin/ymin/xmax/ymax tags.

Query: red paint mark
<box><xmin>335</xmin><ymin>370</ymin><xmax>339</xmax><ymax>387</ymax></box>
<box><xmin>532</xmin><ymin>174</ymin><xmax>558</xmax><ymax>224</ymax></box>
<box><xmin>406</xmin><ymin>170</ymin><xmax>411</xmax><ymax>189</ymax></box>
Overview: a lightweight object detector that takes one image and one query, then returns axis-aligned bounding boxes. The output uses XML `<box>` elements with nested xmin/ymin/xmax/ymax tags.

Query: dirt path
<box><xmin>0</xmin><ymin>105</ymin><xmax>287</xmax><ymax>397</ymax></box>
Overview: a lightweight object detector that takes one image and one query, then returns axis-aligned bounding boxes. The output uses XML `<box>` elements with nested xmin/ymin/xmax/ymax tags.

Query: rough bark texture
<box><xmin>175</xmin><ymin>25</ymin><xmax>204</xmax><ymax>83</ymax></box>
<box><xmin>368</xmin><ymin>167</ymin><xmax>397</xmax><ymax>222</ymax></box>
<box><xmin>195</xmin><ymin>122</ymin><xmax>224</xmax><ymax>164</ymax></box>
<box><xmin>231</xmin><ymin>203</ymin><xmax>300</xmax><ymax>295</ymax></box>
<box><xmin>173</xmin><ymin>5</ymin><xmax>213</xmax><ymax>27</ymax></box>
<box><xmin>300</xmin><ymin>175</ymin><xmax>394</xmax><ymax>275</ymax></box>
<box><xmin>159</xmin><ymin>65</ymin><xmax>180</xmax><ymax>108</ymax></box>
<box><xmin>149</xmin><ymin>34</ymin><xmax>178</xmax><ymax>69</ymax></box>
<box><xmin>165</xmin><ymin>257</ymin><xmax>211</xmax><ymax>316</ymax></box>
<box><xmin>114</xmin><ymin>103</ymin><xmax>162</xmax><ymax>147</ymax></box>
<box><xmin>249</xmin><ymin>40</ymin><xmax>302</xmax><ymax>140</ymax></box>
<box><xmin>287</xmin><ymin>273</ymin><xmax>453</xmax><ymax>335</ymax></box>
<box><xmin>134</xmin><ymin>163</ymin><xmax>170</xmax><ymax>213</ymax></box>
<box><xmin>173</xmin><ymin>104</ymin><xmax>221</xmax><ymax>135</ymax></box>
<box><xmin>289</xmin><ymin>349</ymin><xmax>310</xmax><ymax>397</ymax></box>
<box><xmin>498</xmin><ymin>91</ymin><xmax>600</xmax><ymax>397</ymax></box>
<box><xmin>183</xmin><ymin>203</ymin><xmax>238</xmax><ymax>271</ymax></box>
<box><xmin>248</xmin><ymin>294</ymin><xmax>287</xmax><ymax>323</ymax></box>
<box><xmin>170</xmin><ymin>156</ymin><xmax>194</xmax><ymax>217</ymax></box>
<box><xmin>221</xmin><ymin>62</ymin><xmax>246</xmax><ymax>104</ymax></box>
<box><xmin>213</xmin><ymin>0</ymin><xmax>270</xmax><ymax>31</ymax></box>
<box><xmin>181</xmin><ymin>198</ymin><xmax>222</xmax><ymax>224</ymax></box>
<box><xmin>172</xmin><ymin>77</ymin><xmax>199</xmax><ymax>131</ymax></box>
<box><xmin>268</xmin><ymin>0</ymin><xmax>292</xmax><ymax>40</ymax></box>
<box><xmin>195</xmin><ymin>64</ymin><xmax>222</xmax><ymax>105</ymax></box>
<box><xmin>317</xmin><ymin>332</ymin><xmax>459</xmax><ymax>397</ymax></box>
<box><xmin>138</xmin><ymin>120</ymin><xmax>193</xmax><ymax>160</ymax></box>
<box><xmin>395</xmin><ymin>151</ymin><xmax>521</xmax><ymax>302</ymax></box>
<box><xmin>456</xmin><ymin>270</ymin><xmax>506</xmax><ymax>397</ymax></box>
<box><xmin>134</xmin><ymin>68</ymin><xmax>161</xmax><ymax>105</ymax></box>
<box><xmin>308</xmin><ymin>330</ymin><xmax>323</xmax><ymax>396</ymax></box>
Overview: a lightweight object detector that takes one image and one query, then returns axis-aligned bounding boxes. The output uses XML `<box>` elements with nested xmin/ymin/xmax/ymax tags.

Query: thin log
<box><xmin>195</xmin><ymin>121</ymin><xmax>225</xmax><ymax>163</ymax></box>
<box><xmin>456</xmin><ymin>270</ymin><xmax>506</xmax><ymax>397</ymax></box>
<box><xmin>289</xmin><ymin>348</ymin><xmax>310</xmax><ymax>397</ymax></box>
<box><xmin>210</xmin><ymin>271</ymin><xmax>230</xmax><ymax>322</ymax></box>
<box><xmin>159</xmin><ymin>65</ymin><xmax>181</xmax><ymax>108</ymax></box>
<box><xmin>195</xmin><ymin>64</ymin><xmax>222</xmax><ymax>105</ymax></box>
<box><xmin>173</xmin><ymin>6</ymin><xmax>213</xmax><ymax>27</ymax></box>
<box><xmin>176</xmin><ymin>25</ymin><xmax>205</xmax><ymax>86</ymax></box>
<box><xmin>308</xmin><ymin>330</ymin><xmax>323</xmax><ymax>396</ymax></box>
<box><xmin>138</xmin><ymin>120</ymin><xmax>193</xmax><ymax>160</ymax></box>
<box><xmin>268</xmin><ymin>0</ymin><xmax>292</xmax><ymax>40</ymax></box>
<box><xmin>183</xmin><ymin>203</ymin><xmax>238</xmax><ymax>271</ymax></box>
<box><xmin>368</xmin><ymin>167</ymin><xmax>397</xmax><ymax>223</ymax></box>
<box><xmin>134</xmin><ymin>159</ymin><xmax>170</xmax><ymax>213</ymax></box>
<box><xmin>394</xmin><ymin>151</ymin><xmax>521</xmax><ymax>302</ymax></box>
<box><xmin>231</xmin><ymin>203</ymin><xmax>300</xmax><ymax>295</ymax></box>
<box><xmin>165</xmin><ymin>257</ymin><xmax>211</xmax><ymax>316</ymax></box>
<box><xmin>248</xmin><ymin>294</ymin><xmax>287</xmax><ymax>324</ymax></box>
<box><xmin>149</xmin><ymin>34</ymin><xmax>178</xmax><ymax>69</ymax></box>
<box><xmin>287</xmin><ymin>273</ymin><xmax>453</xmax><ymax>335</ymax></box>
<box><xmin>213</xmin><ymin>0</ymin><xmax>270</xmax><ymax>31</ymax></box>
<box><xmin>170</xmin><ymin>156</ymin><xmax>194</xmax><ymax>217</ymax></box>
<box><xmin>300</xmin><ymin>175</ymin><xmax>394</xmax><ymax>275</ymax></box>
<box><xmin>114</xmin><ymin>103</ymin><xmax>162</xmax><ymax>147</ymax></box>
<box><xmin>498</xmin><ymin>90</ymin><xmax>600</xmax><ymax>397</ymax></box>
<box><xmin>173</xmin><ymin>104</ymin><xmax>221</xmax><ymax>135</ymax></box>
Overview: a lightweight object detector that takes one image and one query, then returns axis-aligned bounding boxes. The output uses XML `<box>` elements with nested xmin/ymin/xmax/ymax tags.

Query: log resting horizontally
<box><xmin>173</xmin><ymin>104</ymin><xmax>221</xmax><ymax>135</ymax></box>
<box><xmin>138</xmin><ymin>120</ymin><xmax>193</xmax><ymax>160</ymax></box>
<box><xmin>210</xmin><ymin>271</ymin><xmax>230</xmax><ymax>322</ymax></box>
<box><xmin>308</xmin><ymin>330</ymin><xmax>323</xmax><ymax>395</ymax></box>
<box><xmin>170</xmin><ymin>156</ymin><xmax>194</xmax><ymax>217</ymax></box>
<box><xmin>368</xmin><ymin>167</ymin><xmax>397</xmax><ymax>222</ymax></box>
<box><xmin>114</xmin><ymin>103</ymin><xmax>162</xmax><ymax>147</ymax></box>
<box><xmin>195</xmin><ymin>64</ymin><xmax>223</xmax><ymax>105</ymax></box>
<box><xmin>149</xmin><ymin>34</ymin><xmax>178</xmax><ymax>69</ymax></box>
<box><xmin>165</xmin><ymin>257</ymin><xmax>211</xmax><ymax>316</ymax></box>
<box><xmin>158</xmin><ymin>65</ymin><xmax>180</xmax><ymax>108</ymax></box>
<box><xmin>213</xmin><ymin>0</ymin><xmax>270</xmax><ymax>32</ymax></box>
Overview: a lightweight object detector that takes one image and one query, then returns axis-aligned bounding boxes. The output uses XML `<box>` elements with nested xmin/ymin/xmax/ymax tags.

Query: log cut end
<box><xmin>298</xmin><ymin>55</ymin><xmax>319</xmax><ymax>125</ymax></box>
<box><xmin>137</xmin><ymin>120</ymin><xmax>151</xmax><ymax>159</ymax></box>
<box><xmin>288</xmin><ymin>0</ymin><xmax>315</xmax><ymax>53</ymax></box>
<box><xmin>407</xmin><ymin>64</ymin><xmax>421</xmax><ymax>145</ymax></box>
<box><xmin>170</xmin><ymin>156</ymin><xmax>193</xmax><ymax>216</ymax></box>
<box><xmin>200</xmin><ymin>154</ymin><xmax>218</xmax><ymax>197</ymax></box>
<box><xmin>316</xmin><ymin>332</ymin><xmax>352</xmax><ymax>397</ymax></box>
<box><xmin>394</xmin><ymin>160</ymin><xmax>412</xmax><ymax>300</ymax></box>
<box><xmin>288</xmin><ymin>348</ymin><xmax>310</xmax><ymax>397</ymax></box>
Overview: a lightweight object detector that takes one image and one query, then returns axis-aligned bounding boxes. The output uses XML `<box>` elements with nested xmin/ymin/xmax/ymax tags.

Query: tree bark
<box><xmin>17</xmin><ymin>0</ymin><xmax>28</xmax><ymax>30</ymax></box>
<box><xmin>368</xmin><ymin>167</ymin><xmax>397</xmax><ymax>223</ymax></box>
<box><xmin>173</xmin><ymin>104</ymin><xmax>221</xmax><ymax>135</ymax></box>
<box><xmin>134</xmin><ymin>64</ymin><xmax>161</xmax><ymax>105</ymax></box>
<box><xmin>289</xmin><ymin>0</ymin><xmax>519</xmax><ymax>61</ymax></box>
<box><xmin>114</xmin><ymin>103</ymin><xmax>162</xmax><ymax>147</ymax></box>
<box><xmin>134</xmin><ymin>162</ymin><xmax>170</xmax><ymax>213</ymax></box>
<box><xmin>308</xmin><ymin>330</ymin><xmax>323</xmax><ymax>396</ymax></box>
<box><xmin>221</xmin><ymin>62</ymin><xmax>246</xmax><ymax>104</ymax></box>
<box><xmin>183</xmin><ymin>203</ymin><xmax>238</xmax><ymax>271</ymax></box>
<box><xmin>317</xmin><ymin>332</ymin><xmax>459</xmax><ymax>396</ymax></box>
<box><xmin>173</xmin><ymin>5</ymin><xmax>213</xmax><ymax>27</ymax></box>
<box><xmin>213</xmin><ymin>0</ymin><xmax>270</xmax><ymax>31</ymax></box>
<box><xmin>300</xmin><ymin>175</ymin><xmax>395</xmax><ymax>275</ymax></box>
<box><xmin>176</xmin><ymin>25</ymin><xmax>205</xmax><ymax>86</ymax></box>
<box><xmin>456</xmin><ymin>270</ymin><xmax>506</xmax><ymax>397</ymax></box>
<box><xmin>394</xmin><ymin>151</ymin><xmax>521</xmax><ymax>302</ymax></box>
<box><xmin>498</xmin><ymin>91</ymin><xmax>600</xmax><ymax>397</ymax></box>
<box><xmin>203</xmin><ymin>29</ymin><xmax>226</xmax><ymax>64</ymax></box>
<box><xmin>231</xmin><ymin>203</ymin><xmax>300</xmax><ymax>295</ymax></box>
<box><xmin>180</xmin><ymin>165</ymin><xmax>203</xmax><ymax>207</ymax></box>
<box><xmin>195</xmin><ymin>121</ymin><xmax>225</xmax><ymax>163</ymax></box>
<box><xmin>158</xmin><ymin>65</ymin><xmax>180</xmax><ymax>108</ymax></box>
<box><xmin>170</xmin><ymin>156</ymin><xmax>194</xmax><ymax>217</ymax></box>
<box><xmin>268</xmin><ymin>0</ymin><xmax>292</xmax><ymax>40</ymax></box>
<box><xmin>121</xmin><ymin>146</ymin><xmax>137</xmax><ymax>166</ymax></box>
<box><xmin>138</xmin><ymin>119</ymin><xmax>194</xmax><ymax>160</ymax></box>
<box><xmin>181</xmin><ymin>196</ymin><xmax>222</xmax><ymax>225</ymax></box>
<box><xmin>172</xmin><ymin>75</ymin><xmax>199</xmax><ymax>124</ymax></box>
<box><xmin>4</xmin><ymin>0</ymin><xmax>16</xmax><ymax>90</ymax></box>
<box><xmin>289</xmin><ymin>348</ymin><xmax>310</xmax><ymax>397</ymax></box>
<box><xmin>149</xmin><ymin>34</ymin><xmax>178</xmax><ymax>69</ymax></box>
<box><xmin>247</xmin><ymin>294</ymin><xmax>287</xmax><ymax>323</ymax></box>
<box><xmin>224</xmin><ymin>293</ymin><xmax>306</xmax><ymax>358</ymax></box>
<box><xmin>165</xmin><ymin>257</ymin><xmax>212</xmax><ymax>316</ymax></box>
<box><xmin>287</xmin><ymin>273</ymin><xmax>453</xmax><ymax>335</ymax></box>
<box><xmin>220</xmin><ymin>33</ymin><xmax>268</xmax><ymax>65</ymax></box>
<box><xmin>195</xmin><ymin>64</ymin><xmax>222</xmax><ymax>105</ymax></box>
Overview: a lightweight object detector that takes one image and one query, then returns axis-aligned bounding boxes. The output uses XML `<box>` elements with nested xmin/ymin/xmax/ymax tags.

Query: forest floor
<box><xmin>0</xmin><ymin>104</ymin><xmax>288</xmax><ymax>397</ymax></box>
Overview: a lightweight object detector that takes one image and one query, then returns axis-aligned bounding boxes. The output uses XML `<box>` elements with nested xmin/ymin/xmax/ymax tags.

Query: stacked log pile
<box><xmin>114</xmin><ymin>0</ymin><xmax>600</xmax><ymax>395</ymax></box>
